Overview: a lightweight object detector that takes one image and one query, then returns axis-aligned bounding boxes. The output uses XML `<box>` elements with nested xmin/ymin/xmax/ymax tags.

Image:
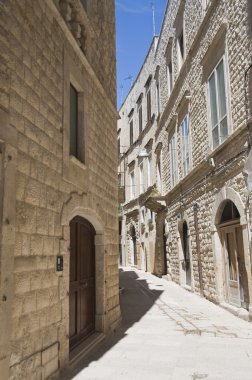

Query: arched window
<box><xmin>220</xmin><ymin>200</ymin><xmax>240</xmax><ymax>224</ymax></box>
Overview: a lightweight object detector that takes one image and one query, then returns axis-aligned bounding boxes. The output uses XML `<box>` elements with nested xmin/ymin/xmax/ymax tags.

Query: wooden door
<box><xmin>223</xmin><ymin>227</ymin><xmax>241</xmax><ymax>307</ymax></box>
<box><xmin>69</xmin><ymin>217</ymin><xmax>95</xmax><ymax>350</ymax></box>
<box><xmin>133</xmin><ymin>236</ymin><xmax>137</xmax><ymax>266</ymax></box>
<box><xmin>182</xmin><ymin>222</ymin><xmax>191</xmax><ymax>286</ymax></box>
<box><xmin>236</xmin><ymin>227</ymin><xmax>249</xmax><ymax>309</ymax></box>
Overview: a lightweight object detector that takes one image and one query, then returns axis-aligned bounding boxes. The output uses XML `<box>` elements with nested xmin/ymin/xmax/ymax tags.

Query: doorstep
<box><xmin>220</xmin><ymin>302</ymin><xmax>249</xmax><ymax>321</ymax></box>
<box><xmin>181</xmin><ymin>284</ymin><xmax>193</xmax><ymax>293</ymax></box>
<box><xmin>69</xmin><ymin>332</ymin><xmax>105</xmax><ymax>367</ymax></box>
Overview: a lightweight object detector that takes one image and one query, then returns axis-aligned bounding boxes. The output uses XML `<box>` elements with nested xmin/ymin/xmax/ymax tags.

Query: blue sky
<box><xmin>116</xmin><ymin>0</ymin><xmax>167</xmax><ymax>109</ymax></box>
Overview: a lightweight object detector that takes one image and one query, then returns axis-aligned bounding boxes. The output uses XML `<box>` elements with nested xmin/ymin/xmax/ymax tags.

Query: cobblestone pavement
<box><xmin>66</xmin><ymin>267</ymin><xmax>252</xmax><ymax>380</ymax></box>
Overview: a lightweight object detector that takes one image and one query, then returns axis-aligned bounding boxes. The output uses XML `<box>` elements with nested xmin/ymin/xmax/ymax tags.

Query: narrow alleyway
<box><xmin>66</xmin><ymin>268</ymin><xmax>252</xmax><ymax>380</ymax></box>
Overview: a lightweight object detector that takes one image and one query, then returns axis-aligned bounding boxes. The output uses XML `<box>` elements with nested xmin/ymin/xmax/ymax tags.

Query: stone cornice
<box><xmin>163</xmin><ymin>121</ymin><xmax>248</xmax><ymax>205</ymax></box>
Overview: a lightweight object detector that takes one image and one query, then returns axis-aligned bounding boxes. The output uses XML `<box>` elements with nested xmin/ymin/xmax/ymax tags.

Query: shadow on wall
<box><xmin>62</xmin><ymin>269</ymin><xmax>163</xmax><ymax>379</ymax></box>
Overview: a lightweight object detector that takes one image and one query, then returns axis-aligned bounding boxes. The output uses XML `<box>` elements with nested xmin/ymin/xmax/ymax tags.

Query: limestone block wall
<box><xmin>154</xmin><ymin>0</ymin><xmax>252</xmax><ymax>300</ymax></box>
<box><xmin>0</xmin><ymin>1</ymin><xmax>120</xmax><ymax>379</ymax></box>
<box><xmin>118</xmin><ymin>0</ymin><xmax>252</xmax><ymax>317</ymax></box>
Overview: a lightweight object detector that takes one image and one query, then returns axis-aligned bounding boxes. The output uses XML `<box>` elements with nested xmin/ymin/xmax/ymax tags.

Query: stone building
<box><xmin>118</xmin><ymin>0</ymin><xmax>252</xmax><ymax>321</ymax></box>
<box><xmin>118</xmin><ymin>36</ymin><xmax>160</xmax><ymax>272</ymax></box>
<box><xmin>0</xmin><ymin>0</ymin><xmax>120</xmax><ymax>379</ymax></box>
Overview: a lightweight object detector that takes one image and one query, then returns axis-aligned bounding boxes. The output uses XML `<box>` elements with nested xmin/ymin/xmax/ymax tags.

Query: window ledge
<box><xmin>207</xmin><ymin>122</ymin><xmax>248</xmax><ymax>160</ymax></box>
<box><xmin>70</xmin><ymin>155</ymin><xmax>87</xmax><ymax>170</ymax></box>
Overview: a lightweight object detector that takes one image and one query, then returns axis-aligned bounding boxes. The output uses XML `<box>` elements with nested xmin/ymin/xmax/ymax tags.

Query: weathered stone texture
<box><xmin>0</xmin><ymin>0</ymin><xmax>119</xmax><ymax>379</ymax></box>
<box><xmin>118</xmin><ymin>0</ymin><xmax>252</xmax><ymax>320</ymax></box>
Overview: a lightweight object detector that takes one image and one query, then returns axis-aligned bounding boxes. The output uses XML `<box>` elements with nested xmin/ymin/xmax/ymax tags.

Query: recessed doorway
<box><xmin>69</xmin><ymin>216</ymin><xmax>96</xmax><ymax>351</ymax></box>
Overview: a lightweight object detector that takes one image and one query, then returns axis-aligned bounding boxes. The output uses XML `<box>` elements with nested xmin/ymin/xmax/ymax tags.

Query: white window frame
<box><xmin>146</xmin><ymin>86</ymin><xmax>152</xmax><ymax>122</ymax></box>
<box><xmin>170</xmin><ymin>133</ymin><xmax>178</xmax><ymax>188</ymax></box>
<box><xmin>176</xmin><ymin>14</ymin><xmax>185</xmax><ymax>72</ymax></box>
<box><xmin>139</xmin><ymin>162</ymin><xmax>144</xmax><ymax>194</ymax></box>
<box><xmin>181</xmin><ymin>114</ymin><xmax>191</xmax><ymax>177</ymax></box>
<box><xmin>207</xmin><ymin>55</ymin><xmax>230</xmax><ymax>150</ymax></box>
<box><xmin>130</xmin><ymin>170</ymin><xmax>135</xmax><ymax>199</ymax></box>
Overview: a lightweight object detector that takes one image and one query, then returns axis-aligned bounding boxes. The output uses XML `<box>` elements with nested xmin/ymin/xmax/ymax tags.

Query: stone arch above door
<box><xmin>60</xmin><ymin>192</ymin><xmax>106</xmax><ymax>342</ymax></box>
<box><xmin>61</xmin><ymin>192</ymin><xmax>104</xmax><ymax>234</ymax></box>
<box><xmin>177</xmin><ymin>211</ymin><xmax>191</xmax><ymax>236</ymax></box>
<box><xmin>212</xmin><ymin>186</ymin><xmax>247</xmax><ymax>228</ymax></box>
<box><xmin>177</xmin><ymin>213</ymin><xmax>193</xmax><ymax>289</ymax></box>
<box><xmin>211</xmin><ymin>186</ymin><xmax>252</xmax><ymax>317</ymax></box>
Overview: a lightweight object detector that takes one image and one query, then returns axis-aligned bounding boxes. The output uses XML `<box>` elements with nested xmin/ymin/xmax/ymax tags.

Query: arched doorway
<box><xmin>218</xmin><ymin>200</ymin><xmax>249</xmax><ymax>309</ymax></box>
<box><xmin>178</xmin><ymin>220</ymin><xmax>191</xmax><ymax>287</ymax></box>
<box><xmin>129</xmin><ymin>225</ymin><xmax>137</xmax><ymax>266</ymax></box>
<box><xmin>182</xmin><ymin>221</ymin><xmax>191</xmax><ymax>286</ymax></box>
<box><xmin>140</xmin><ymin>243</ymin><xmax>145</xmax><ymax>271</ymax></box>
<box><xmin>69</xmin><ymin>216</ymin><xmax>96</xmax><ymax>351</ymax></box>
<box><xmin>163</xmin><ymin>224</ymin><xmax>168</xmax><ymax>275</ymax></box>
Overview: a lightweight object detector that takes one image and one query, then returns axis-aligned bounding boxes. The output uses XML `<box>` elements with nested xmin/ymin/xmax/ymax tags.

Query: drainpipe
<box><xmin>193</xmin><ymin>203</ymin><xmax>204</xmax><ymax>296</ymax></box>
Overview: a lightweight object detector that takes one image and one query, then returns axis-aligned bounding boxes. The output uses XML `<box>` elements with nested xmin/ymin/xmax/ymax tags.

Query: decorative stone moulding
<box><xmin>59</xmin><ymin>0</ymin><xmax>72</xmax><ymax>24</ymax></box>
<box><xmin>59</xmin><ymin>0</ymin><xmax>89</xmax><ymax>54</ymax></box>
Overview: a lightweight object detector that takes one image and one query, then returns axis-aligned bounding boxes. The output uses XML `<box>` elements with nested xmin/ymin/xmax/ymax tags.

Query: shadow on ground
<box><xmin>62</xmin><ymin>268</ymin><xmax>163</xmax><ymax>379</ymax></box>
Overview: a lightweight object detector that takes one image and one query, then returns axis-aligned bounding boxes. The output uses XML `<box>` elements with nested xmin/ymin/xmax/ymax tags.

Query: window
<box><xmin>130</xmin><ymin>170</ymin><xmax>135</xmax><ymax>199</ymax></box>
<box><xmin>176</xmin><ymin>9</ymin><xmax>185</xmax><ymax>72</ymax></box>
<box><xmin>146</xmin><ymin>86</ymin><xmax>152</xmax><ymax>121</ymax></box>
<box><xmin>177</xmin><ymin>30</ymin><xmax>184</xmax><ymax>70</ymax></box>
<box><xmin>156</xmin><ymin>71</ymin><xmax>160</xmax><ymax>116</ymax></box>
<box><xmin>147</xmin><ymin>154</ymin><xmax>152</xmax><ymax>187</ymax></box>
<box><xmin>170</xmin><ymin>133</ymin><xmax>177</xmax><ymax>188</ymax></box>
<box><xmin>167</xmin><ymin>60</ymin><xmax>173</xmax><ymax>96</ymax></box>
<box><xmin>70</xmin><ymin>83</ymin><xmax>85</xmax><ymax>163</ymax></box>
<box><xmin>151</xmin><ymin>211</ymin><xmax>155</xmax><ymax>223</ymax></box>
<box><xmin>138</xmin><ymin>103</ymin><xmax>143</xmax><ymax>134</ymax></box>
<box><xmin>208</xmin><ymin>58</ymin><xmax>228</xmax><ymax>149</ymax></box>
<box><xmin>181</xmin><ymin>115</ymin><xmax>191</xmax><ymax>177</ymax></box>
<box><xmin>64</xmin><ymin>51</ymin><xmax>88</xmax><ymax>190</ymax></box>
<box><xmin>70</xmin><ymin>84</ymin><xmax>79</xmax><ymax>158</ymax></box>
<box><xmin>156</xmin><ymin>158</ymin><xmax>162</xmax><ymax>193</ymax></box>
<box><xmin>130</xmin><ymin>118</ymin><xmax>134</xmax><ymax>145</ymax></box>
<box><xmin>139</xmin><ymin>162</ymin><xmax>144</xmax><ymax>193</ymax></box>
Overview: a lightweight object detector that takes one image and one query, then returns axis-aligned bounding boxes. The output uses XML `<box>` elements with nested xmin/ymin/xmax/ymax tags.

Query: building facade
<box><xmin>118</xmin><ymin>0</ymin><xmax>252</xmax><ymax>321</ymax></box>
<box><xmin>0</xmin><ymin>1</ymin><xmax>120</xmax><ymax>379</ymax></box>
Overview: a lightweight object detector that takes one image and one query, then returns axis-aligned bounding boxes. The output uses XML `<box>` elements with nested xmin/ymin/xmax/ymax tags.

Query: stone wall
<box><xmin>0</xmin><ymin>1</ymin><xmax>120</xmax><ymax>379</ymax></box>
<box><xmin>118</xmin><ymin>0</ymin><xmax>252</xmax><ymax>319</ymax></box>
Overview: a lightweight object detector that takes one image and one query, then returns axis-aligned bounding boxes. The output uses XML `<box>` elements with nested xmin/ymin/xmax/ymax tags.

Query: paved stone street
<box><xmin>66</xmin><ymin>268</ymin><xmax>252</xmax><ymax>380</ymax></box>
